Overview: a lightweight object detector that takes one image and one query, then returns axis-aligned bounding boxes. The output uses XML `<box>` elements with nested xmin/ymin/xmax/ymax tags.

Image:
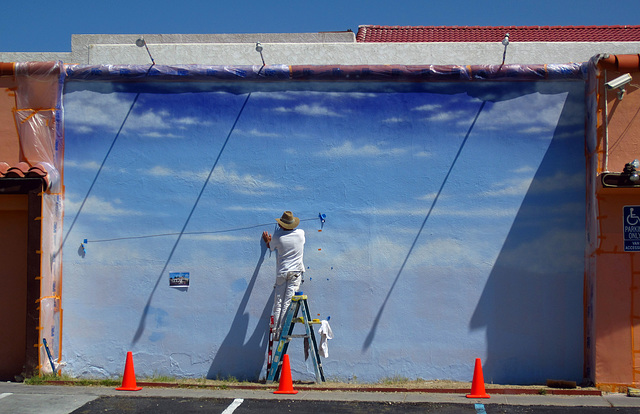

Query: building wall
<box><xmin>81</xmin><ymin>41</ymin><xmax>640</xmax><ymax>66</ymax></box>
<box><xmin>0</xmin><ymin>76</ymin><xmax>19</xmax><ymax>163</ymax></box>
<box><xmin>589</xmin><ymin>67</ymin><xmax>640</xmax><ymax>389</ymax></box>
<box><xmin>59</xmin><ymin>66</ymin><xmax>586</xmax><ymax>384</ymax></box>
<box><xmin>1</xmin><ymin>33</ymin><xmax>640</xmax><ymax>66</ymax></box>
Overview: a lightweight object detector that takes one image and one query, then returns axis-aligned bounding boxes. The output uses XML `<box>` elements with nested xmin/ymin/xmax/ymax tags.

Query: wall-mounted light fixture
<box><xmin>501</xmin><ymin>33</ymin><xmax>510</xmax><ymax>65</ymax></box>
<box><xmin>256</xmin><ymin>42</ymin><xmax>265</xmax><ymax>66</ymax></box>
<box><xmin>625</xmin><ymin>159</ymin><xmax>640</xmax><ymax>182</ymax></box>
<box><xmin>135</xmin><ymin>37</ymin><xmax>156</xmax><ymax>66</ymax></box>
<box><xmin>605</xmin><ymin>73</ymin><xmax>632</xmax><ymax>100</ymax></box>
<box><xmin>601</xmin><ymin>159</ymin><xmax>640</xmax><ymax>187</ymax></box>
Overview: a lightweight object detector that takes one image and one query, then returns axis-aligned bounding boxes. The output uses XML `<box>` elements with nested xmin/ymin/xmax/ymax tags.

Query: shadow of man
<box><xmin>207</xmin><ymin>239</ymin><xmax>272</xmax><ymax>381</ymax></box>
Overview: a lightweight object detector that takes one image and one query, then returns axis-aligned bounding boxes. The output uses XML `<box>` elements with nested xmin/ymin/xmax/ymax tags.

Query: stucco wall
<box><xmin>0</xmin><ymin>78</ymin><xmax>19</xmax><ymax>163</ymax></box>
<box><xmin>1</xmin><ymin>33</ymin><xmax>640</xmax><ymax>67</ymax></box>
<box><xmin>81</xmin><ymin>42</ymin><xmax>640</xmax><ymax>66</ymax></box>
<box><xmin>589</xmin><ymin>70</ymin><xmax>640</xmax><ymax>388</ymax></box>
<box><xmin>59</xmin><ymin>66</ymin><xmax>587</xmax><ymax>384</ymax></box>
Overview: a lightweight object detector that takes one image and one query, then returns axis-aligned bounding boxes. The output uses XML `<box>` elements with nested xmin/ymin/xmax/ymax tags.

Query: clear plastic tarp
<box><xmin>14</xmin><ymin>61</ymin><xmax>64</xmax><ymax>374</ymax></box>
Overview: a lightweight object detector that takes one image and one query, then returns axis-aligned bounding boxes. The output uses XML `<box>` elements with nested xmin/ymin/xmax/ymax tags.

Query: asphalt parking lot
<box><xmin>3</xmin><ymin>382</ymin><xmax>640</xmax><ymax>414</ymax></box>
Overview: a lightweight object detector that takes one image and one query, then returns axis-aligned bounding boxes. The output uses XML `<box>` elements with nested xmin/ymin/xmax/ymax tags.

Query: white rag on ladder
<box><xmin>318</xmin><ymin>320</ymin><xmax>333</xmax><ymax>358</ymax></box>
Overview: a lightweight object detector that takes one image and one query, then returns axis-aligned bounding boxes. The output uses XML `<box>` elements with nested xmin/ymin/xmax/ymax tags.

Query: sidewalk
<box><xmin>2</xmin><ymin>381</ymin><xmax>640</xmax><ymax>410</ymax></box>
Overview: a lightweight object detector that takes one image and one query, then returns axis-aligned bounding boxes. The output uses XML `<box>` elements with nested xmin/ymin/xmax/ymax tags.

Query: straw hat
<box><xmin>276</xmin><ymin>211</ymin><xmax>300</xmax><ymax>230</ymax></box>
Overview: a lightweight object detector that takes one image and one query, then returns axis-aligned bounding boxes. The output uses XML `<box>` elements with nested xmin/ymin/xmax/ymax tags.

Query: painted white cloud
<box><xmin>483</xmin><ymin>177</ymin><xmax>534</xmax><ymax>197</ymax></box>
<box><xmin>480</xmin><ymin>92</ymin><xmax>568</xmax><ymax>132</ymax></box>
<box><xmin>326</xmin><ymin>233</ymin><xmax>490</xmax><ymax>273</ymax></box>
<box><xmin>414</xmin><ymin>151</ymin><xmax>433</xmax><ymax>158</ymax></box>
<box><xmin>513</xmin><ymin>166</ymin><xmax>535</xmax><ymax>174</ymax></box>
<box><xmin>225</xmin><ymin>206</ymin><xmax>282</xmax><ymax>213</ymax></box>
<box><xmin>251</xmin><ymin>91</ymin><xmax>297</xmax><ymax>101</ymax></box>
<box><xmin>412</xmin><ymin>92</ymin><xmax>568</xmax><ymax>135</ymax></box>
<box><xmin>412</xmin><ymin>103</ymin><xmax>442</xmax><ymax>112</ymax></box>
<box><xmin>528</xmin><ymin>171</ymin><xmax>584</xmax><ymax>193</ymax></box>
<box><xmin>234</xmin><ymin>128</ymin><xmax>281</xmax><ymax>138</ymax></box>
<box><xmin>425</xmin><ymin>109</ymin><xmax>475</xmax><ymax>123</ymax></box>
<box><xmin>64</xmin><ymin>90</ymin><xmax>210</xmax><ymax>136</ymax></box>
<box><xmin>274</xmin><ymin>103</ymin><xmax>342</xmax><ymax>117</ymax></box>
<box><xmin>316</xmin><ymin>141</ymin><xmax>407</xmax><ymax>158</ymax></box>
<box><xmin>356</xmin><ymin>204</ymin><xmax>517</xmax><ymax>219</ymax></box>
<box><xmin>381</xmin><ymin>117</ymin><xmax>408</xmax><ymax>124</ymax></box>
<box><xmin>64</xmin><ymin>160</ymin><xmax>101</xmax><ymax>171</ymax></box>
<box><xmin>65</xmin><ymin>195</ymin><xmax>143</xmax><ymax>219</ymax></box>
<box><xmin>187</xmin><ymin>234</ymin><xmax>254</xmax><ymax>243</ymax></box>
<box><xmin>142</xmin><ymin>163</ymin><xmax>283</xmax><ymax>196</ymax></box>
<box><xmin>141</xmin><ymin>131</ymin><xmax>184</xmax><ymax>139</ymax></box>
<box><xmin>147</xmin><ymin>166</ymin><xmax>173</xmax><ymax>177</ymax></box>
<box><xmin>174</xmin><ymin>116</ymin><xmax>206</xmax><ymax>126</ymax></box>
<box><xmin>417</xmin><ymin>192</ymin><xmax>439</xmax><ymax>202</ymax></box>
<box><xmin>497</xmin><ymin>228</ymin><xmax>584</xmax><ymax>273</ymax></box>
<box><xmin>199</xmin><ymin>165</ymin><xmax>282</xmax><ymax>195</ymax></box>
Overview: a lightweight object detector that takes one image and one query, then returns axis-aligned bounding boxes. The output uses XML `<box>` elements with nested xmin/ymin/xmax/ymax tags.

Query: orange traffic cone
<box><xmin>116</xmin><ymin>351</ymin><xmax>143</xmax><ymax>391</ymax></box>
<box><xmin>466</xmin><ymin>358</ymin><xmax>490</xmax><ymax>398</ymax></box>
<box><xmin>274</xmin><ymin>354</ymin><xmax>298</xmax><ymax>394</ymax></box>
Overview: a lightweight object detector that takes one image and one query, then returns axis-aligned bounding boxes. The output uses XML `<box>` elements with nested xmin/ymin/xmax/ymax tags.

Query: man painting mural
<box><xmin>262</xmin><ymin>211</ymin><xmax>305</xmax><ymax>340</ymax></box>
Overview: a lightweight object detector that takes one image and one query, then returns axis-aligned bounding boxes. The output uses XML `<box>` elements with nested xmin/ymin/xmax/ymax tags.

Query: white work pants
<box><xmin>272</xmin><ymin>271</ymin><xmax>302</xmax><ymax>339</ymax></box>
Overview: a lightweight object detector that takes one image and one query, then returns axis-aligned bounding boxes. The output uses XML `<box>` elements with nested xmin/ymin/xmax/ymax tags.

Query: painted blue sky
<box><xmin>62</xmin><ymin>81</ymin><xmax>582</xmax><ymax>279</ymax></box>
<box><xmin>2</xmin><ymin>0</ymin><xmax>639</xmax><ymax>52</ymax></box>
<box><xmin>60</xmin><ymin>78</ymin><xmax>587</xmax><ymax>382</ymax></box>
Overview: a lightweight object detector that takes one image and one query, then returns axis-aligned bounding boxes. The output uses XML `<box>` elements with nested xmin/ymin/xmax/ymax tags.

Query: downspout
<box><xmin>0</xmin><ymin>62</ymin><xmax>15</xmax><ymax>77</ymax></box>
<box><xmin>604</xmin><ymin>69</ymin><xmax>609</xmax><ymax>172</ymax></box>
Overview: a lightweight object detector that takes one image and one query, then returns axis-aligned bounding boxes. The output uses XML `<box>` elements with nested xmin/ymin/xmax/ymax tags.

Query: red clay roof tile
<box><xmin>5</xmin><ymin>162</ymin><xmax>31</xmax><ymax>178</ymax></box>
<box><xmin>0</xmin><ymin>161</ymin><xmax>51</xmax><ymax>190</ymax></box>
<box><xmin>356</xmin><ymin>25</ymin><xmax>640</xmax><ymax>42</ymax></box>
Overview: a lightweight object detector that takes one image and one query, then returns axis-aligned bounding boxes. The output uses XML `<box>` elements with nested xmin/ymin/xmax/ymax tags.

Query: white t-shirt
<box><xmin>270</xmin><ymin>227</ymin><xmax>305</xmax><ymax>274</ymax></box>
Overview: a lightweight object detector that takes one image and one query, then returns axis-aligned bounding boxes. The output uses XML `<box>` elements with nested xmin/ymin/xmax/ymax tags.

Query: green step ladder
<box><xmin>266</xmin><ymin>293</ymin><xmax>326</xmax><ymax>384</ymax></box>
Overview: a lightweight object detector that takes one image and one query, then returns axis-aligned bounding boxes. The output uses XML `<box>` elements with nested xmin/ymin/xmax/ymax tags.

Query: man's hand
<box><xmin>262</xmin><ymin>231</ymin><xmax>272</xmax><ymax>246</ymax></box>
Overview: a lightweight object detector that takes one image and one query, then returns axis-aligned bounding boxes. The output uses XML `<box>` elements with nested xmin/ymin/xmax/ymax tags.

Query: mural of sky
<box><xmin>61</xmin><ymin>79</ymin><xmax>585</xmax><ymax>384</ymax></box>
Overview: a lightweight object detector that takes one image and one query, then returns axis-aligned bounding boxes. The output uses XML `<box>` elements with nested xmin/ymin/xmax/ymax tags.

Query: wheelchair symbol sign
<box><xmin>624</xmin><ymin>206</ymin><xmax>640</xmax><ymax>251</ymax></box>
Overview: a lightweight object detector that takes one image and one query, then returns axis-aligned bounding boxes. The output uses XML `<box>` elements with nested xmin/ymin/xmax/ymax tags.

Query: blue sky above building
<box><xmin>2</xmin><ymin>0</ymin><xmax>639</xmax><ymax>52</ymax></box>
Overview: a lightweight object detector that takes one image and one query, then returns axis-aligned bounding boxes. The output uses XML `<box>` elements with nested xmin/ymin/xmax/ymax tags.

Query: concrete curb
<box><xmin>44</xmin><ymin>381</ymin><xmax>602</xmax><ymax>396</ymax></box>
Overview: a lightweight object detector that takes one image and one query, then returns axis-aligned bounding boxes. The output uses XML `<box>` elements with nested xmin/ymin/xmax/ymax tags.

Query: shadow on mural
<box><xmin>469</xmin><ymin>86</ymin><xmax>585</xmax><ymax>384</ymax></box>
<box><xmin>207</xmin><ymin>241</ymin><xmax>271</xmax><ymax>380</ymax></box>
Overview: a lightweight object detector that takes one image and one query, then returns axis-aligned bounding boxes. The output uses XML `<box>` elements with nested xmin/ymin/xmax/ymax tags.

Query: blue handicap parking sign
<box><xmin>624</xmin><ymin>206</ymin><xmax>640</xmax><ymax>251</ymax></box>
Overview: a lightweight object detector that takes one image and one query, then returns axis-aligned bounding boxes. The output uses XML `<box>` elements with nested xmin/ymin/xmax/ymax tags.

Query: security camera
<box><xmin>605</xmin><ymin>73</ymin><xmax>632</xmax><ymax>90</ymax></box>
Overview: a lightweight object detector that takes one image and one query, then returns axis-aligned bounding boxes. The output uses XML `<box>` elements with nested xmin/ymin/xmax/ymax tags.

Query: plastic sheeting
<box><xmin>583</xmin><ymin>54</ymin><xmax>603</xmax><ymax>384</ymax></box>
<box><xmin>65</xmin><ymin>64</ymin><xmax>290</xmax><ymax>82</ymax></box>
<box><xmin>64</xmin><ymin>63</ymin><xmax>585</xmax><ymax>83</ymax></box>
<box><xmin>13</xmin><ymin>61</ymin><xmax>64</xmax><ymax>375</ymax></box>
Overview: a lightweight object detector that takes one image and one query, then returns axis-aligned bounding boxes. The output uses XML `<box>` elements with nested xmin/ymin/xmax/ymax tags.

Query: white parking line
<box><xmin>475</xmin><ymin>403</ymin><xmax>487</xmax><ymax>414</ymax></box>
<box><xmin>222</xmin><ymin>398</ymin><xmax>244</xmax><ymax>414</ymax></box>
<box><xmin>0</xmin><ymin>393</ymin><xmax>12</xmax><ymax>400</ymax></box>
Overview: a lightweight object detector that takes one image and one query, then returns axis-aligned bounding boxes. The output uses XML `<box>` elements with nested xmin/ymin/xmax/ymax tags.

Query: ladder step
<box><xmin>293</xmin><ymin>317</ymin><xmax>321</xmax><ymax>324</ymax></box>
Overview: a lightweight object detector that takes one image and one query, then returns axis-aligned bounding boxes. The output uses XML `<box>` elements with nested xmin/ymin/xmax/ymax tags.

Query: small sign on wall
<box><xmin>624</xmin><ymin>206</ymin><xmax>640</xmax><ymax>252</ymax></box>
<box><xmin>169</xmin><ymin>272</ymin><xmax>190</xmax><ymax>288</ymax></box>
